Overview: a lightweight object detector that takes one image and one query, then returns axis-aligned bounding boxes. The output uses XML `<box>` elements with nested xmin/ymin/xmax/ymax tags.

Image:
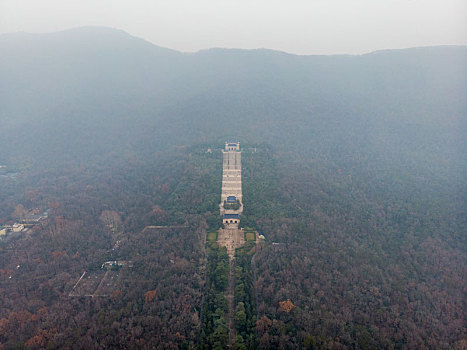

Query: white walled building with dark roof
<box><xmin>222</xmin><ymin>214</ymin><xmax>241</xmax><ymax>225</ymax></box>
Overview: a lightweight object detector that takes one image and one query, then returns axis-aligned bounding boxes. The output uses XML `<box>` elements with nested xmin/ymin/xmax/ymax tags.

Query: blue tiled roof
<box><xmin>222</xmin><ymin>214</ymin><xmax>241</xmax><ymax>219</ymax></box>
<box><xmin>226</xmin><ymin>138</ymin><xmax>238</xmax><ymax>143</ymax></box>
<box><xmin>226</xmin><ymin>196</ymin><xmax>237</xmax><ymax>203</ymax></box>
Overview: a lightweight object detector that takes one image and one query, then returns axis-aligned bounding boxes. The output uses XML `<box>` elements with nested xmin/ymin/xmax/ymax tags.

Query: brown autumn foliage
<box><xmin>246</xmin><ymin>147</ymin><xmax>466</xmax><ymax>349</ymax></box>
<box><xmin>0</xmin><ymin>142</ymin><xmax>464</xmax><ymax>349</ymax></box>
<box><xmin>51</xmin><ymin>250</ymin><xmax>67</xmax><ymax>259</ymax></box>
<box><xmin>12</xmin><ymin>204</ymin><xmax>27</xmax><ymax>220</ymax></box>
<box><xmin>144</xmin><ymin>290</ymin><xmax>157</xmax><ymax>303</ymax></box>
<box><xmin>111</xmin><ymin>290</ymin><xmax>122</xmax><ymax>299</ymax></box>
<box><xmin>24</xmin><ymin>334</ymin><xmax>46</xmax><ymax>348</ymax></box>
<box><xmin>278</xmin><ymin>299</ymin><xmax>295</xmax><ymax>313</ymax></box>
<box><xmin>99</xmin><ymin>210</ymin><xmax>122</xmax><ymax>228</ymax></box>
<box><xmin>25</xmin><ymin>190</ymin><xmax>40</xmax><ymax>203</ymax></box>
<box><xmin>256</xmin><ymin>315</ymin><xmax>272</xmax><ymax>333</ymax></box>
<box><xmin>161</xmin><ymin>183</ymin><xmax>170</xmax><ymax>194</ymax></box>
<box><xmin>0</xmin><ymin>149</ymin><xmax>212</xmax><ymax>349</ymax></box>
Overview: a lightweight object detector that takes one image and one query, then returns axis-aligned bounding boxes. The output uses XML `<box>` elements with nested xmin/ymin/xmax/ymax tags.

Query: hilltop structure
<box><xmin>217</xmin><ymin>139</ymin><xmax>247</xmax><ymax>254</ymax></box>
<box><xmin>224</xmin><ymin>139</ymin><xmax>240</xmax><ymax>151</ymax></box>
<box><xmin>222</xmin><ymin>213</ymin><xmax>240</xmax><ymax>225</ymax></box>
<box><xmin>226</xmin><ymin>196</ymin><xmax>237</xmax><ymax>204</ymax></box>
<box><xmin>221</xmin><ymin>139</ymin><xmax>242</xmax><ymax>208</ymax></box>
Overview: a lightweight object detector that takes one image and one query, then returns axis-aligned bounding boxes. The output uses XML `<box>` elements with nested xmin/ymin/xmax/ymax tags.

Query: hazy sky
<box><xmin>1</xmin><ymin>0</ymin><xmax>466</xmax><ymax>54</ymax></box>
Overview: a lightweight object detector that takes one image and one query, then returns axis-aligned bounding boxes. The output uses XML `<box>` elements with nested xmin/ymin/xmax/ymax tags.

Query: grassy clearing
<box><xmin>244</xmin><ymin>228</ymin><xmax>256</xmax><ymax>242</ymax></box>
<box><xmin>245</xmin><ymin>232</ymin><xmax>256</xmax><ymax>241</ymax></box>
<box><xmin>207</xmin><ymin>231</ymin><xmax>218</xmax><ymax>243</ymax></box>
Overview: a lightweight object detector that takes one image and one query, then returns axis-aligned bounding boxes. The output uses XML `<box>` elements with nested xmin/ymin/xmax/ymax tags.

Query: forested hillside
<box><xmin>0</xmin><ymin>148</ymin><xmax>225</xmax><ymax>348</ymax></box>
<box><xmin>1</xmin><ymin>28</ymin><xmax>465</xmax><ymax>169</ymax></box>
<box><xmin>243</xmin><ymin>146</ymin><xmax>465</xmax><ymax>349</ymax></box>
<box><xmin>0</xmin><ymin>27</ymin><xmax>465</xmax><ymax>348</ymax></box>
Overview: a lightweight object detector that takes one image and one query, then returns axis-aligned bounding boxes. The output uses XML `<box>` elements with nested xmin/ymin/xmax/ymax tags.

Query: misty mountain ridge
<box><xmin>2</xmin><ymin>26</ymin><xmax>465</xmax><ymax>56</ymax></box>
<box><xmin>0</xmin><ymin>27</ymin><xmax>465</xmax><ymax>177</ymax></box>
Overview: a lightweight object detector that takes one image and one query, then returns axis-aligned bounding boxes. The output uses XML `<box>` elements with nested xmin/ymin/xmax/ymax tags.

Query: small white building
<box><xmin>12</xmin><ymin>223</ymin><xmax>24</xmax><ymax>232</ymax></box>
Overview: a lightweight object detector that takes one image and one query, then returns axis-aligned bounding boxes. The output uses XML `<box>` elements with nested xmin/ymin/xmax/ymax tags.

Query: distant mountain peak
<box><xmin>0</xmin><ymin>26</ymin><xmax>182</xmax><ymax>57</ymax></box>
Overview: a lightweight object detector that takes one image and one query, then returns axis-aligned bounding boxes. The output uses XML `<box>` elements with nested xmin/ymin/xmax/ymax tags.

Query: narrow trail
<box><xmin>197</xmin><ymin>227</ymin><xmax>208</xmax><ymax>347</ymax></box>
<box><xmin>227</xmin><ymin>259</ymin><xmax>236</xmax><ymax>347</ymax></box>
<box><xmin>251</xmin><ymin>243</ymin><xmax>260</xmax><ymax>322</ymax></box>
<box><xmin>92</xmin><ymin>270</ymin><xmax>110</xmax><ymax>297</ymax></box>
<box><xmin>218</xmin><ymin>227</ymin><xmax>244</xmax><ymax>347</ymax></box>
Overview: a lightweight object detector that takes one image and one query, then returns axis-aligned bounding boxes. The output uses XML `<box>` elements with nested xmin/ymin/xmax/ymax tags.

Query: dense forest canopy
<box><xmin>0</xmin><ymin>27</ymin><xmax>465</xmax><ymax>349</ymax></box>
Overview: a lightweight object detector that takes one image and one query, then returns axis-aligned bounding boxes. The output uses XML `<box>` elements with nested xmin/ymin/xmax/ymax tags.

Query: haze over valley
<box><xmin>0</xmin><ymin>27</ymin><xmax>465</xmax><ymax>349</ymax></box>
